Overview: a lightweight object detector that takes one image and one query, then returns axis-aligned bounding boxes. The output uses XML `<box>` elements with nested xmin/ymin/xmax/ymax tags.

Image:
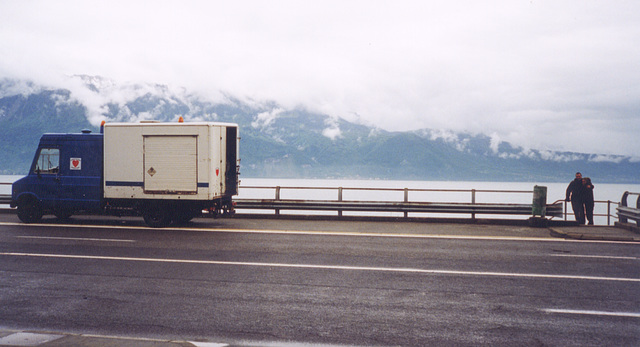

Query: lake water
<box><xmin>2</xmin><ymin>175</ymin><xmax>639</xmax><ymax>225</ymax></box>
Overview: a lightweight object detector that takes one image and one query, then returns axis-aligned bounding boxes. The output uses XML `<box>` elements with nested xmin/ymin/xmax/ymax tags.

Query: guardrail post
<box><xmin>471</xmin><ymin>189</ymin><xmax>476</xmax><ymax>220</ymax></box>
<box><xmin>607</xmin><ymin>200</ymin><xmax>611</xmax><ymax>226</ymax></box>
<box><xmin>404</xmin><ymin>188</ymin><xmax>409</xmax><ymax>218</ymax></box>
<box><xmin>338</xmin><ymin>187</ymin><xmax>343</xmax><ymax>217</ymax></box>
<box><xmin>275</xmin><ymin>186</ymin><xmax>281</xmax><ymax>216</ymax></box>
<box><xmin>619</xmin><ymin>191</ymin><xmax>629</xmax><ymax>223</ymax></box>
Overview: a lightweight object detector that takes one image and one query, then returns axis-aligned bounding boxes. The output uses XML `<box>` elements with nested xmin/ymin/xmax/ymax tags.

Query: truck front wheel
<box><xmin>17</xmin><ymin>197</ymin><xmax>43</xmax><ymax>223</ymax></box>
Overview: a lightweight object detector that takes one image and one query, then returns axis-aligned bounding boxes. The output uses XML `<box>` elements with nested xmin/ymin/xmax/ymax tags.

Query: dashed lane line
<box><xmin>543</xmin><ymin>309</ymin><xmax>640</xmax><ymax>318</ymax></box>
<box><xmin>549</xmin><ymin>254</ymin><xmax>639</xmax><ymax>261</ymax></box>
<box><xmin>16</xmin><ymin>235</ymin><xmax>136</xmax><ymax>242</ymax></box>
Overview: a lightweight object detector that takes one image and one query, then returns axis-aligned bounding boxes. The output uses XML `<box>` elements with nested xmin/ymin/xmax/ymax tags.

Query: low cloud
<box><xmin>539</xmin><ymin>151</ymin><xmax>586</xmax><ymax>162</ymax></box>
<box><xmin>588</xmin><ymin>154</ymin><xmax>625</xmax><ymax>164</ymax></box>
<box><xmin>489</xmin><ymin>134</ymin><xmax>501</xmax><ymax>154</ymax></box>
<box><xmin>0</xmin><ymin>1</ymin><xmax>639</xmax><ymax>156</ymax></box>
<box><xmin>251</xmin><ymin>108</ymin><xmax>284</xmax><ymax>129</ymax></box>
<box><xmin>322</xmin><ymin>117</ymin><xmax>342</xmax><ymax>140</ymax></box>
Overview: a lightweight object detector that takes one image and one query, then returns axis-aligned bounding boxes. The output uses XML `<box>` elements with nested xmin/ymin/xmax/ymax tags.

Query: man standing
<box><xmin>566</xmin><ymin>172</ymin><xmax>585</xmax><ymax>224</ymax></box>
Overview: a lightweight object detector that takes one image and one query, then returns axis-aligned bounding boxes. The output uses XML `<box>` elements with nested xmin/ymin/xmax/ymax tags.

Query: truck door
<box><xmin>31</xmin><ymin>147</ymin><xmax>62</xmax><ymax>210</ymax></box>
<box><xmin>56</xmin><ymin>137</ymin><xmax>103</xmax><ymax>212</ymax></box>
<box><xmin>224</xmin><ymin>126</ymin><xmax>238</xmax><ymax>196</ymax></box>
<box><xmin>144</xmin><ymin>135</ymin><xmax>198</xmax><ymax>194</ymax></box>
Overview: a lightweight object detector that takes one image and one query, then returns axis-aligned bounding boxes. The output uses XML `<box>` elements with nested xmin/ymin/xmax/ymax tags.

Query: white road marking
<box><xmin>79</xmin><ymin>333</ymin><xmax>229</xmax><ymax>346</ymax></box>
<box><xmin>1</xmin><ymin>221</ymin><xmax>636</xmax><ymax>244</ymax></box>
<box><xmin>17</xmin><ymin>236</ymin><xmax>135</xmax><ymax>243</ymax></box>
<box><xmin>0</xmin><ymin>221</ymin><xmax>151</xmax><ymax>231</ymax></box>
<box><xmin>200</xmin><ymin>228</ymin><xmax>559</xmax><ymax>242</ymax></box>
<box><xmin>1</xmin><ymin>252</ymin><xmax>639</xmax><ymax>282</ymax></box>
<box><xmin>543</xmin><ymin>309</ymin><xmax>640</xmax><ymax>318</ymax></box>
<box><xmin>550</xmin><ymin>254</ymin><xmax>639</xmax><ymax>260</ymax></box>
<box><xmin>0</xmin><ymin>332</ymin><xmax>63</xmax><ymax>346</ymax></box>
<box><xmin>24</xmin><ymin>234</ymin><xmax>634</xmax><ymax>261</ymax></box>
<box><xmin>189</xmin><ymin>342</ymin><xmax>229</xmax><ymax>347</ymax></box>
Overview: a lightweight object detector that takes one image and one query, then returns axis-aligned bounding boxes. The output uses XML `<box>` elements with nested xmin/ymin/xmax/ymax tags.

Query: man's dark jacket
<box><xmin>566</xmin><ymin>178</ymin><xmax>583</xmax><ymax>202</ymax></box>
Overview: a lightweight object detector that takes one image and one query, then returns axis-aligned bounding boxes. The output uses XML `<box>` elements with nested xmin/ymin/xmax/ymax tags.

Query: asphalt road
<box><xmin>0</xmin><ymin>214</ymin><xmax>639</xmax><ymax>346</ymax></box>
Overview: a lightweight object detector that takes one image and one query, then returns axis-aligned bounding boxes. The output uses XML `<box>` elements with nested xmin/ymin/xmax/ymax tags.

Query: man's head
<box><xmin>575</xmin><ymin>172</ymin><xmax>582</xmax><ymax>180</ymax></box>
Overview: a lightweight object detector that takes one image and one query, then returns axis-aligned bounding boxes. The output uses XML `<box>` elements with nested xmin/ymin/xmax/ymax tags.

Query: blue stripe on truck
<box><xmin>106</xmin><ymin>181</ymin><xmax>209</xmax><ymax>188</ymax></box>
<box><xmin>106</xmin><ymin>181</ymin><xmax>144</xmax><ymax>187</ymax></box>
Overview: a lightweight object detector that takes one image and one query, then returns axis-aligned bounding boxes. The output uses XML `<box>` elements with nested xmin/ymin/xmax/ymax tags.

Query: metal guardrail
<box><xmin>617</xmin><ymin>191</ymin><xmax>640</xmax><ymax>225</ymax></box>
<box><xmin>0</xmin><ymin>182</ymin><xmax>11</xmax><ymax>205</ymax></box>
<box><xmin>0</xmin><ymin>183</ymin><xmax>623</xmax><ymax>224</ymax></box>
<box><xmin>235</xmin><ymin>199</ymin><xmax>563</xmax><ymax>218</ymax></box>
<box><xmin>561</xmin><ymin>199</ymin><xmax>619</xmax><ymax>226</ymax></box>
<box><xmin>234</xmin><ymin>185</ymin><xmax>563</xmax><ymax>220</ymax></box>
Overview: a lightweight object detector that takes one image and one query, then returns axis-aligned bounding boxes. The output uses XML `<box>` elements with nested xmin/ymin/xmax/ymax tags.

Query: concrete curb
<box><xmin>615</xmin><ymin>221</ymin><xmax>640</xmax><ymax>234</ymax></box>
<box><xmin>549</xmin><ymin>227</ymin><xmax>640</xmax><ymax>242</ymax></box>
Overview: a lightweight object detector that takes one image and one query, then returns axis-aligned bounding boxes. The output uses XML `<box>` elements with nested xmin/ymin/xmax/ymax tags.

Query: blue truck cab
<box><xmin>11</xmin><ymin>130</ymin><xmax>104</xmax><ymax>222</ymax></box>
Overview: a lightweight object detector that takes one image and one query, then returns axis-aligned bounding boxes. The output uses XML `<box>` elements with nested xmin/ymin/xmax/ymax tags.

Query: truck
<box><xmin>11</xmin><ymin>121</ymin><xmax>239</xmax><ymax>227</ymax></box>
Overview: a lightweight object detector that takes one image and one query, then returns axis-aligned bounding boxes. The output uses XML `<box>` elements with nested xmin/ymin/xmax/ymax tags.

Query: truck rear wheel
<box><xmin>17</xmin><ymin>197</ymin><xmax>43</xmax><ymax>223</ymax></box>
<box><xmin>142</xmin><ymin>203</ymin><xmax>172</xmax><ymax>228</ymax></box>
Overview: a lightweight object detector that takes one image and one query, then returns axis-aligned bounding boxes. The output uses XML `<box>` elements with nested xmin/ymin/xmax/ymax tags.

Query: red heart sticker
<box><xmin>70</xmin><ymin>158</ymin><xmax>81</xmax><ymax>170</ymax></box>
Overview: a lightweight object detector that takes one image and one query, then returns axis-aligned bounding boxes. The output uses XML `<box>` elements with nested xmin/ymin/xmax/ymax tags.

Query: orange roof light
<box><xmin>178</xmin><ymin>116</ymin><xmax>184</xmax><ymax>123</ymax></box>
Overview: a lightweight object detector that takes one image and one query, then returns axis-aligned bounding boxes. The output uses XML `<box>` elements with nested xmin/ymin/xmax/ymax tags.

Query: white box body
<box><xmin>103</xmin><ymin>122</ymin><xmax>238</xmax><ymax>201</ymax></box>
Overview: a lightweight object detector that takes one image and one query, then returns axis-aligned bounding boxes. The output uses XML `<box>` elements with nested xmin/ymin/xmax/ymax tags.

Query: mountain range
<box><xmin>1</xmin><ymin>77</ymin><xmax>638</xmax><ymax>183</ymax></box>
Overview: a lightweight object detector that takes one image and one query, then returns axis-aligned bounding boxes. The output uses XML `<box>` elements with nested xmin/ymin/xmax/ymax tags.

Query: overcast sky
<box><xmin>1</xmin><ymin>0</ymin><xmax>639</xmax><ymax>157</ymax></box>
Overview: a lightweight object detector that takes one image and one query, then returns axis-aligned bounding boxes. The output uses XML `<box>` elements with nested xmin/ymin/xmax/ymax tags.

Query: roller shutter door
<box><xmin>144</xmin><ymin>135</ymin><xmax>197</xmax><ymax>193</ymax></box>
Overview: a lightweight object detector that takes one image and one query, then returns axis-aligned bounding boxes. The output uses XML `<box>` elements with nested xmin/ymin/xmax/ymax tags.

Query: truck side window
<box><xmin>34</xmin><ymin>148</ymin><xmax>60</xmax><ymax>174</ymax></box>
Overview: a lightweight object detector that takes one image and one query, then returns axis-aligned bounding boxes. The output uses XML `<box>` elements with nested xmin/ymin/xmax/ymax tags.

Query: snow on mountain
<box><xmin>0</xmin><ymin>76</ymin><xmax>638</xmax><ymax>182</ymax></box>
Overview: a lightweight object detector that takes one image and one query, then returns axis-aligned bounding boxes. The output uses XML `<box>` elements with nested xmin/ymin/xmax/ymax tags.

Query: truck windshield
<box><xmin>34</xmin><ymin>148</ymin><xmax>60</xmax><ymax>174</ymax></box>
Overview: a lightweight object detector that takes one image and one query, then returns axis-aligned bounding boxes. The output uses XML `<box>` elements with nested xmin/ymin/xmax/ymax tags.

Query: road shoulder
<box><xmin>549</xmin><ymin>225</ymin><xmax>640</xmax><ymax>242</ymax></box>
